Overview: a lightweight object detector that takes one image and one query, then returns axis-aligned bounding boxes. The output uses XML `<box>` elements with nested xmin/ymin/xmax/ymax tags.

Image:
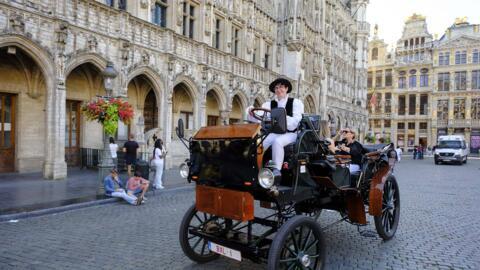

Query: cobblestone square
<box><xmin>1</xmin><ymin>158</ymin><xmax>479</xmax><ymax>270</ymax></box>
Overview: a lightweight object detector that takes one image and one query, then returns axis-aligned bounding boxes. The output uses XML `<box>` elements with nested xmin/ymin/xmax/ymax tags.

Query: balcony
<box><xmin>472</xmin><ymin>119</ymin><xmax>480</xmax><ymax>128</ymax></box>
<box><xmin>448</xmin><ymin>119</ymin><xmax>469</xmax><ymax>128</ymax></box>
<box><xmin>356</xmin><ymin>22</ymin><xmax>370</xmax><ymax>34</ymax></box>
<box><xmin>437</xmin><ymin>120</ymin><xmax>448</xmax><ymax>128</ymax></box>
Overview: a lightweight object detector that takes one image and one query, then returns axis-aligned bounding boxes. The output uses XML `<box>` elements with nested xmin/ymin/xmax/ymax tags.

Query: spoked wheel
<box><xmin>374</xmin><ymin>176</ymin><xmax>400</xmax><ymax>240</ymax></box>
<box><xmin>179</xmin><ymin>204</ymin><xmax>221</xmax><ymax>263</ymax></box>
<box><xmin>268</xmin><ymin>216</ymin><xmax>325</xmax><ymax>270</ymax></box>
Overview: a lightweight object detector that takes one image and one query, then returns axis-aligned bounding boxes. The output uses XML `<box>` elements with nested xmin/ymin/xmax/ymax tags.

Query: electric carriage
<box><xmin>176</xmin><ymin>107</ymin><xmax>400</xmax><ymax>270</ymax></box>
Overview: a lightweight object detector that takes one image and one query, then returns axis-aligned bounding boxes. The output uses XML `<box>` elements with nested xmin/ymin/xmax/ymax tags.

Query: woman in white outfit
<box><xmin>109</xmin><ymin>137</ymin><xmax>119</xmax><ymax>169</ymax></box>
<box><xmin>152</xmin><ymin>139</ymin><xmax>167</xmax><ymax>189</ymax></box>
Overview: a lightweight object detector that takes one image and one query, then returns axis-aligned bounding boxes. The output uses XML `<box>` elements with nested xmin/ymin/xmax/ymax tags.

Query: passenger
<box><xmin>151</xmin><ymin>139</ymin><xmax>167</xmax><ymax>190</ymax></box>
<box><xmin>318</xmin><ymin>120</ymin><xmax>339</xmax><ymax>154</ymax></box>
<box><xmin>126</xmin><ymin>170</ymin><xmax>150</xmax><ymax>205</ymax></box>
<box><xmin>103</xmin><ymin>169</ymin><xmax>137</xmax><ymax>205</ymax></box>
<box><xmin>337</xmin><ymin>128</ymin><xmax>368</xmax><ymax>175</ymax></box>
<box><xmin>247</xmin><ymin>78</ymin><xmax>304</xmax><ymax>171</ymax></box>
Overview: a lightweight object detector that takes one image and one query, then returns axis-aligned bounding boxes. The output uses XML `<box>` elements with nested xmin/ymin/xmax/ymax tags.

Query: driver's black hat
<box><xmin>269</xmin><ymin>78</ymin><xmax>293</xmax><ymax>93</ymax></box>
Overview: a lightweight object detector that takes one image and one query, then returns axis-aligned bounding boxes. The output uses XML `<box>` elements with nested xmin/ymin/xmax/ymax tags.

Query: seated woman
<box><xmin>318</xmin><ymin>120</ymin><xmax>340</xmax><ymax>154</ymax></box>
<box><xmin>336</xmin><ymin>128</ymin><xmax>368</xmax><ymax>175</ymax></box>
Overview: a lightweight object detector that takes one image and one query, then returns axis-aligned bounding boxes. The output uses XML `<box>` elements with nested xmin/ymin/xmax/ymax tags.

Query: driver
<box><xmin>247</xmin><ymin>78</ymin><xmax>304</xmax><ymax>171</ymax></box>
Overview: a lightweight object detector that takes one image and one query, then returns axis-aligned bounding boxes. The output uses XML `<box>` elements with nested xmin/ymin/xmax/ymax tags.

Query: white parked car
<box><xmin>434</xmin><ymin>135</ymin><xmax>469</xmax><ymax>165</ymax></box>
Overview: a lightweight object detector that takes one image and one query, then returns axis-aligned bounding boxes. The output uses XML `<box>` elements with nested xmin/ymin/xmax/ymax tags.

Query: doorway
<box><xmin>0</xmin><ymin>94</ymin><xmax>16</xmax><ymax>172</ymax></box>
<box><xmin>65</xmin><ymin>100</ymin><xmax>81</xmax><ymax>167</ymax></box>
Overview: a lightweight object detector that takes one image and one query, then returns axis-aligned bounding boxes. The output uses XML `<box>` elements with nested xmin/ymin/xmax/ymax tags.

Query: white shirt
<box><xmin>109</xmin><ymin>143</ymin><xmax>118</xmax><ymax>158</ymax></box>
<box><xmin>247</xmin><ymin>94</ymin><xmax>304</xmax><ymax>131</ymax></box>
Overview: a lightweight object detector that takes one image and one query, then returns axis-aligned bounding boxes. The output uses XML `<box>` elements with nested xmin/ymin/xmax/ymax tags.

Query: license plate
<box><xmin>208</xmin><ymin>242</ymin><xmax>242</xmax><ymax>261</ymax></box>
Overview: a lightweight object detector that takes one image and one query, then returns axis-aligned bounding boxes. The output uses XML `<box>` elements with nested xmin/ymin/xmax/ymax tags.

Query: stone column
<box><xmin>44</xmin><ymin>80</ymin><xmax>67</xmax><ymax>179</ymax></box>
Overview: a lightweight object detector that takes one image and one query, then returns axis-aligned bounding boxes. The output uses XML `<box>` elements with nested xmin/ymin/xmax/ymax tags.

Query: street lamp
<box><xmin>97</xmin><ymin>61</ymin><xmax>118</xmax><ymax>190</ymax></box>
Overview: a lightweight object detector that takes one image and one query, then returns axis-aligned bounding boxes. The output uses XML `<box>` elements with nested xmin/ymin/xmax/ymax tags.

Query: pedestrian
<box><xmin>413</xmin><ymin>146</ymin><xmax>417</xmax><ymax>160</ymax></box>
<box><xmin>247</xmin><ymin>78</ymin><xmax>304</xmax><ymax>171</ymax></box>
<box><xmin>318</xmin><ymin>120</ymin><xmax>339</xmax><ymax>154</ymax></box>
<box><xmin>103</xmin><ymin>169</ymin><xmax>137</xmax><ymax>205</ymax></box>
<box><xmin>123</xmin><ymin>134</ymin><xmax>139</xmax><ymax>177</ymax></box>
<box><xmin>127</xmin><ymin>170</ymin><xmax>150</xmax><ymax>205</ymax></box>
<box><xmin>151</xmin><ymin>138</ymin><xmax>167</xmax><ymax>189</ymax></box>
<box><xmin>395</xmin><ymin>146</ymin><xmax>403</xmax><ymax>162</ymax></box>
<box><xmin>109</xmin><ymin>137</ymin><xmax>118</xmax><ymax>169</ymax></box>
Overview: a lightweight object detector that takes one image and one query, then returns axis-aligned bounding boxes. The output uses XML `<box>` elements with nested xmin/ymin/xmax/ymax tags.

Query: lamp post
<box><xmin>97</xmin><ymin>61</ymin><xmax>118</xmax><ymax>190</ymax></box>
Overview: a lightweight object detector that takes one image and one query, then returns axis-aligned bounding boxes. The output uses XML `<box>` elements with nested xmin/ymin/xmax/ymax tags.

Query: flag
<box><xmin>369</xmin><ymin>92</ymin><xmax>377</xmax><ymax>110</ymax></box>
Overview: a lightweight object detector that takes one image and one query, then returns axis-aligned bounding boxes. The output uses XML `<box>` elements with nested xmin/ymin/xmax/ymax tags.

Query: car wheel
<box><xmin>434</xmin><ymin>159</ymin><xmax>439</xmax><ymax>165</ymax></box>
<box><xmin>268</xmin><ymin>216</ymin><xmax>325</xmax><ymax>270</ymax></box>
<box><xmin>179</xmin><ymin>204</ymin><xmax>220</xmax><ymax>263</ymax></box>
<box><xmin>374</xmin><ymin>176</ymin><xmax>400</xmax><ymax>241</ymax></box>
<box><xmin>463</xmin><ymin>156</ymin><xmax>467</xmax><ymax>164</ymax></box>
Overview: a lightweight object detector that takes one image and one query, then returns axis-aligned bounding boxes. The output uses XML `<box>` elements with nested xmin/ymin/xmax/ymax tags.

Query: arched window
<box><xmin>371</xmin><ymin>48</ymin><xmax>378</xmax><ymax>60</ymax></box>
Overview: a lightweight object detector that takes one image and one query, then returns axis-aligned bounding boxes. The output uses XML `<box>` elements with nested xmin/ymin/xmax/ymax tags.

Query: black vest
<box><xmin>271</xmin><ymin>98</ymin><xmax>294</xmax><ymax>116</ymax></box>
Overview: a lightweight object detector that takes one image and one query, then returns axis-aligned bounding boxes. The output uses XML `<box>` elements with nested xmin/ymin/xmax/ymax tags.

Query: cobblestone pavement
<box><xmin>1</xmin><ymin>158</ymin><xmax>479</xmax><ymax>270</ymax></box>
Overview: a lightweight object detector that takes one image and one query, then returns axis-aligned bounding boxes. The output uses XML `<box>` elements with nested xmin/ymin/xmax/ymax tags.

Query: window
<box><xmin>455</xmin><ymin>50</ymin><xmax>467</xmax><ymax>65</ymax></box>
<box><xmin>455</xmin><ymin>71</ymin><xmax>467</xmax><ymax>90</ymax></box>
<box><xmin>408</xmin><ymin>122</ymin><xmax>415</xmax><ymax>130</ymax></box>
<box><xmin>118</xmin><ymin>0</ymin><xmax>126</xmax><ymax>10</ymax></box>
<box><xmin>375</xmin><ymin>70</ymin><xmax>382</xmax><ymax>88</ymax></box>
<box><xmin>472</xmin><ymin>98</ymin><xmax>480</xmax><ymax>119</ymax></box>
<box><xmin>439</xmin><ymin>52</ymin><xmax>450</xmax><ymax>65</ymax></box>
<box><xmin>180</xmin><ymin>111</ymin><xmax>193</xmax><ymax>129</ymax></box>
<box><xmin>409</xmin><ymin>75</ymin><xmax>417</xmax><ymax>88</ymax></box>
<box><xmin>152</xmin><ymin>0</ymin><xmax>168</xmax><ymax>27</ymax></box>
<box><xmin>213</xmin><ymin>18</ymin><xmax>222</xmax><ymax>49</ymax></box>
<box><xmin>419</xmin><ymin>122</ymin><xmax>428</xmax><ymax>130</ymax></box>
<box><xmin>367</xmin><ymin>72</ymin><xmax>373</xmax><ymax>88</ymax></box>
<box><xmin>420</xmin><ymin>94</ymin><xmax>428</xmax><ymax>115</ymax></box>
<box><xmin>374</xmin><ymin>120</ymin><xmax>381</xmax><ymax>128</ymax></box>
<box><xmin>472</xmin><ymin>70</ymin><xmax>480</xmax><ymax>90</ymax></box>
<box><xmin>454</xmin><ymin>98</ymin><xmax>465</xmax><ymax>119</ymax></box>
<box><xmin>182</xmin><ymin>2</ymin><xmax>195</xmax><ymax>38</ymax></box>
<box><xmin>385</xmin><ymin>93</ymin><xmax>391</xmax><ymax>113</ymax></box>
<box><xmin>265</xmin><ymin>44</ymin><xmax>271</xmax><ymax>69</ymax></box>
<box><xmin>397</xmin><ymin>122</ymin><xmax>405</xmax><ymax>130</ymax></box>
<box><xmin>371</xmin><ymin>48</ymin><xmax>378</xmax><ymax>60</ymax></box>
<box><xmin>207</xmin><ymin>115</ymin><xmax>219</xmax><ymax>126</ymax></box>
<box><xmin>385</xmin><ymin>69</ymin><xmax>392</xmax><ymax>87</ymax></box>
<box><xmin>367</xmin><ymin>93</ymin><xmax>373</xmax><ymax>113</ymax></box>
<box><xmin>105</xmin><ymin>0</ymin><xmax>114</xmax><ymax>7</ymax></box>
<box><xmin>252</xmin><ymin>37</ymin><xmax>260</xmax><ymax>65</ymax></box>
<box><xmin>409</xmin><ymin>95</ymin><xmax>416</xmax><ymax>115</ymax></box>
<box><xmin>398</xmin><ymin>76</ymin><xmax>406</xmax><ymax>89</ymax></box>
<box><xmin>438</xmin><ymin>73</ymin><xmax>450</xmax><ymax>91</ymax></box>
<box><xmin>398</xmin><ymin>95</ymin><xmax>406</xmax><ymax>115</ymax></box>
<box><xmin>437</xmin><ymin>100</ymin><xmax>449</xmax><ymax>120</ymax></box>
<box><xmin>384</xmin><ymin>120</ymin><xmax>391</xmax><ymax>128</ymax></box>
<box><xmin>232</xmin><ymin>26</ymin><xmax>240</xmax><ymax>57</ymax></box>
<box><xmin>420</xmin><ymin>74</ymin><xmax>428</xmax><ymax>87</ymax></box>
<box><xmin>473</xmin><ymin>49</ymin><xmax>480</xmax><ymax>64</ymax></box>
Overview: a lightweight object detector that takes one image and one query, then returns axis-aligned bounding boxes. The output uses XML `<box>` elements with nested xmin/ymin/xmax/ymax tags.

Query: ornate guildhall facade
<box><xmin>0</xmin><ymin>0</ymin><xmax>368</xmax><ymax>178</ymax></box>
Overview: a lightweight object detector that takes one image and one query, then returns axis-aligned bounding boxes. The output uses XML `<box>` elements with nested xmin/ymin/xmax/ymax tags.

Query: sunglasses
<box><xmin>342</xmin><ymin>130</ymin><xmax>352</xmax><ymax>134</ymax></box>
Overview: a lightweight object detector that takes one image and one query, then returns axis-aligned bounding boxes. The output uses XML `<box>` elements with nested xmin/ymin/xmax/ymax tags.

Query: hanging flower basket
<box><xmin>82</xmin><ymin>97</ymin><xmax>134</xmax><ymax>135</ymax></box>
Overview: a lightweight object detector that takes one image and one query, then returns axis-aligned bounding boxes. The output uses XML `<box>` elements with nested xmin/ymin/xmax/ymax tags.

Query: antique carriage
<box><xmin>176</xmin><ymin>108</ymin><xmax>400</xmax><ymax>270</ymax></box>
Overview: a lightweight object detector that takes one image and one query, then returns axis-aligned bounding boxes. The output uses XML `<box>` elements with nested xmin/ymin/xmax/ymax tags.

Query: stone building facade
<box><xmin>0</xmin><ymin>0</ymin><xmax>368</xmax><ymax>178</ymax></box>
<box><xmin>368</xmin><ymin>15</ymin><xmax>480</xmax><ymax>154</ymax></box>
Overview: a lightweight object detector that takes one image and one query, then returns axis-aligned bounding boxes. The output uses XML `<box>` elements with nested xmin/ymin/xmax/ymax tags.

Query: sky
<box><xmin>366</xmin><ymin>0</ymin><xmax>480</xmax><ymax>49</ymax></box>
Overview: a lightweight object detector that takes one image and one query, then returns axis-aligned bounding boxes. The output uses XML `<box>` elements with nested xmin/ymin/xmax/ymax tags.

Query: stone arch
<box><xmin>0</xmin><ymin>34</ymin><xmax>55</xmax><ymax>173</ymax></box>
<box><xmin>0</xmin><ymin>34</ymin><xmax>55</xmax><ymax>92</ymax></box>
<box><xmin>65</xmin><ymin>52</ymin><xmax>107</xmax><ymax>78</ymax></box>
<box><xmin>230</xmin><ymin>90</ymin><xmax>248</xmax><ymax>111</ymax></box>
<box><xmin>172</xmin><ymin>77</ymin><xmax>198</xmax><ymax>132</ymax></box>
<box><xmin>205</xmin><ymin>82</ymin><xmax>227</xmax><ymax>111</ymax></box>
<box><xmin>172</xmin><ymin>75</ymin><xmax>200</xmax><ymax>101</ymax></box>
<box><xmin>253</xmin><ymin>94</ymin><xmax>267</xmax><ymax>107</ymax></box>
<box><xmin>304</xmin><ymin>94</ymin><xmax>317</xmax><ymax>114</ymax></box>
<box><xmin>126</xmin><ymin>66</ymin><xmax>165</xmax><ymax>102</ymax></box>
<box><xmin>230</xmin><ymin>91</ymin><xmax>248</xmax><ymax>123</ymax></box>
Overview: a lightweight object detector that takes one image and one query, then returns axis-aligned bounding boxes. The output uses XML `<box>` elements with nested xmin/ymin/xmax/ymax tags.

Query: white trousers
<box><xmin>152</xmin><ymin>159</ymin><xmax>164</xmax><ymax>188</ymax></box>
<box><xmin>349</xmin><ymin>164</ymin><xmax>360</xmax><ymax>175</ymax></box>
<box><xmin>111</xmin><ymin>189</ymin><xmax>137</xmax><ymax>205</ymax></box>
<box><xmin>263</xmin><ymin>132</ymin><xmax>297</xmax><ymax>170</ymax></box>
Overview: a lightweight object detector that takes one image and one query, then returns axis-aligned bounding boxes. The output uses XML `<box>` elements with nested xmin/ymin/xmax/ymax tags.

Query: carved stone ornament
<box><xmin>141</xmin><ymin>51</ymin><xmax>150</xmax><ymax>64</ymax></box>
<box><xmin>9</xmin><ymin>13</ymin><xmax>25</xmax><ymax>33</ymax></box>
<box><xmin>55</xmin><ymin>22</ymin><xmax>69</xmax><ymax>51</ymax></box>
<box><xmin>176</xmin><ymin>0</ymin><xmax>184</xmax><ymax>27</ymax></box>
<box><xmin>140</xmin><ymin>0</ymin><xmax>149</xmax><ymax>9</ymax></box>
<box><xmin>120</xmin><ymin>41</ymin><xmax>131</xmax><ymax>62</ymax></box>
<box><xmin>87</xmin><ymin>35</ymin><xmax>98</xmax><ymax>52</ymax></box>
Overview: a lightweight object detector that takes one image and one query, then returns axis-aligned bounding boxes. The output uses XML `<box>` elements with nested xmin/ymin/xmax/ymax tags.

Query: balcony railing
<box><xmin>437</xmin><ymin>120</ymin><xmax>448</xmax><ymax>127</ymax></box>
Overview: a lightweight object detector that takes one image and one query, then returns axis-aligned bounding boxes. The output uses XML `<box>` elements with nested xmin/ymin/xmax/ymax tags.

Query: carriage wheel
<box><xmin>374</xmin><ymin>176</ymin><xmax>400</xmax><ymax>240</ymax></box>
<box><xmin>268</xmin><ymin>216</ymin><xmax>325</xmax><ymax>270</ymax></box>
<box><xmin>179</xmin><ymin>204</ymin><xmax>220</xmax><ymax>263</ymax></box>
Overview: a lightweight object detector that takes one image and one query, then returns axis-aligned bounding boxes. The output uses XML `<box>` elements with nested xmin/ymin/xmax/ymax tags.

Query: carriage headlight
<box><xmin>258</xmin><ymin>168</ymin><xmax>275</xmax><ymax>189</ymax></box>
<box><xmin>179</xmin><ymin>163</ymin><xmax>189</xmax><ymax>179</ymax></box>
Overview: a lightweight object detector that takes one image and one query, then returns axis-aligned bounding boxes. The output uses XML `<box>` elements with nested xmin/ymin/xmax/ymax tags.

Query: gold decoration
<box><xmin>406</xmin><ymin>13</ymin><xmax>426</xmax><ymax>22</ymax></box>
<box><xmin>454</xmin><ymin>17</ymin><xmax>468</xmax><ymax>25</ymax></box>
